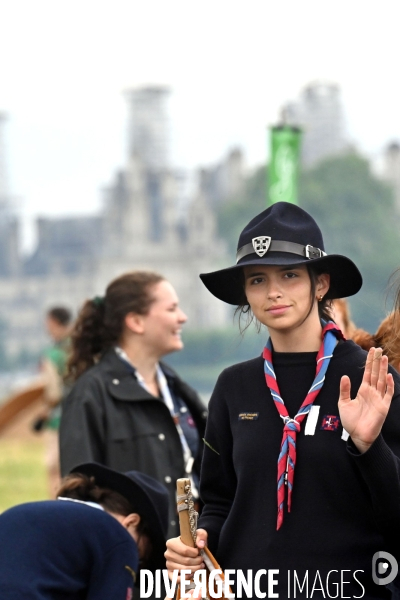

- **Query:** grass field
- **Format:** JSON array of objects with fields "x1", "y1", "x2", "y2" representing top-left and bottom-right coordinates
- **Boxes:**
[{"x1": 0, "y1": 438, "x2": 48, "y2": 512}]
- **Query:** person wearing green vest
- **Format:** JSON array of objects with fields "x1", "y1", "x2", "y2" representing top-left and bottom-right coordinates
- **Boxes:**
[{"x1": 34, "y1": 307, "x2": 73, "y2": 496}]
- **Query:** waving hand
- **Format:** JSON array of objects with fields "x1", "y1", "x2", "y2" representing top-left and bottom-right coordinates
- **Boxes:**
[{"x1": 338, "y1": 347, "x2": 394, "y2": 453}]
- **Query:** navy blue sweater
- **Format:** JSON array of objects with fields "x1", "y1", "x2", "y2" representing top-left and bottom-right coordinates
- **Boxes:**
[
  {"x1": 0, "y1": 500, "x2": 138, "y2": 599},
  {"x1": 199, "y1": 341, "x2": 400, "y2": 599}
]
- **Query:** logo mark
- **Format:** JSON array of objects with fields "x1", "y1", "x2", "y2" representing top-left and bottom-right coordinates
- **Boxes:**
[
  {"x1": 372, "y1": 551, "x2": 398, "y2": 585},
  {"x1": 252, "y1": 236, "x2": 271, "y2": 257},
  {"x1": 320, "y1": 414, "x2": 340, "y2": 431}
]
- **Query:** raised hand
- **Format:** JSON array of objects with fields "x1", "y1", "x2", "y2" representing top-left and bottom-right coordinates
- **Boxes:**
[{"x1": 338, "y1": 347, "x2": 394, "y2": 453}]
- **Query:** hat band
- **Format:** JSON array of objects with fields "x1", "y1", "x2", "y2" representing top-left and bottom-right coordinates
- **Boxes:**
[{"x1": 236, "y1": 239, "x2": 327, "y2": 264}]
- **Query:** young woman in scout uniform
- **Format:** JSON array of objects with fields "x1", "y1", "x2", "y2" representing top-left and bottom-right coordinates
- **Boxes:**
[{"x1": 165, "y1": 202, "x2": 400, "y2": 599}]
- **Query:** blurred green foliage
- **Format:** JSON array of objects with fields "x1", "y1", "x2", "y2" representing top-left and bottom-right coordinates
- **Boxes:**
[{"x1": 299, "y1": 153, "x2": 399, "y2": 330}]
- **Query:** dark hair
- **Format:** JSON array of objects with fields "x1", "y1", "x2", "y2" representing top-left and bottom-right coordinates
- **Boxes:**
[
  {"x1": 58, "y1": 473, "x2": 135, "y2": 515},
  {"x1": 47, "y1": 307, "x2": 72, "y2": 326},
  {"x1": 66, "y1": 271, "x2": 165, "y2": 381},
  {"x1": 57, "y1": 473, "x2": 149, "y2": 540},
  {"x1": 307, "y1": 265, "x2": 333, "y2": 323},
  {"x1": 234, "y1": 264, "x2": 332, "y2": 334}
]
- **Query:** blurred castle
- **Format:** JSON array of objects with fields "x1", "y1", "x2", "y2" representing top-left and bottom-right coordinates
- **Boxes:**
[
  {"x1": 0, "y1": 89, "x2": 245, "y2": 361},
  {"x1": 282, "y1": 81, "x2": 349, "y2": 168},
  {"x1": 380, "y1": 141, "x2": 400, "y2": 213}
]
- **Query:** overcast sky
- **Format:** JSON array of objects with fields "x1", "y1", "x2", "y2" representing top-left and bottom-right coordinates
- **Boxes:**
[{"x1": 1, "y1": 0, "x2": 399, "y2": 248}]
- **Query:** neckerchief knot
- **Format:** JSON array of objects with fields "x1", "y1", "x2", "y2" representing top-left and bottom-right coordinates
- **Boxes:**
[
  {"x1": 263, "y1": 321, "x2": 343, "y2": 530},
  {"x1": 282, "y1": 416, "x2": 301, "y2": 433}
]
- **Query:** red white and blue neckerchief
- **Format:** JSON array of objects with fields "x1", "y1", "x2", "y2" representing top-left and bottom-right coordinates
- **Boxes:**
[{"x1": 262, "y1": 321, "x2": 343, "y2": 530}]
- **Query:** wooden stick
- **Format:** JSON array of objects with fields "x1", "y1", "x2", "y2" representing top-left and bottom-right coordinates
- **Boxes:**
[{"x1": 176, "y1": 478, "x2": 196, "y2": 547}]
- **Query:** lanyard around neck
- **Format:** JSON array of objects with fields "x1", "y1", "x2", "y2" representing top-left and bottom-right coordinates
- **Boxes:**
[{"x1": 114, "y1": 347, "x2": 194, "y2": 474}]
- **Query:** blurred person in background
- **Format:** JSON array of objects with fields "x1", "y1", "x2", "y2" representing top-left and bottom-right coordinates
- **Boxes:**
[
  {"x1": 329, "y1": 299, "x2": 398, "y2": 367},
  {"x1": 352, "y1": 314, "x2": 400, "y2": 372},
  {"x1": 0, "y1": 461, "x2": 168, "y2": 599},
  {"x1": 59, "y1": 271, "x2": 207, "y2": 537},
  {"x1": 349, "y1": 271, "x2": 400, "y2": 372},
  {"x1": 33, "y1": 306, "x2": 72, "y2": 496}
]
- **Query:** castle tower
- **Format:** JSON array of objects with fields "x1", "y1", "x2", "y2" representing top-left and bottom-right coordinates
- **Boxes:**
[
  {"x1": 124, "y1": 85, "x2": 170, "y2": 171},
  {"x1": 283, "y1": 81, "x2": 348, "y2": 168},
  {"x1": 123, "y1": 86, "x2": 172, "y2": 244}
]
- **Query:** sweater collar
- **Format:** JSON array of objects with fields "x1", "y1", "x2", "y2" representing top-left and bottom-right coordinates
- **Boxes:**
[{"x1": 57, "y1": 497, "x2": 104, "y2": 511}]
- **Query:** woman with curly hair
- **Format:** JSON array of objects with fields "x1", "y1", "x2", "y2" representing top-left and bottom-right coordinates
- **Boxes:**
[{"x1": 59, "y1": 271, "x2": 207, "y2": 537}]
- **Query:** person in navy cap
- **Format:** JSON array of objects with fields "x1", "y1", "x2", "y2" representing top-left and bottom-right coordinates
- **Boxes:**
[
  {"x1": 165, "y1": 202, "x2": 400, "y2": 599},
  {"x1": 0, "y1": 462, "x2": 168, "y2": 599}
]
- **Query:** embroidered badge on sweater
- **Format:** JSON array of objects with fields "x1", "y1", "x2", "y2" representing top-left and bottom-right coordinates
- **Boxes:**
[
  {"x1": 320, "y1": 415, "x2": 340, "y2": 431},
  {"x1": 238, "y1": 412, "x2": 259, "y2": 421}
]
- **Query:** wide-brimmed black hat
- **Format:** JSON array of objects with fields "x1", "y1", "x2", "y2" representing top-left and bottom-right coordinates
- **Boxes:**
[
  {"x1": 200, "y1": 201, "x2": 362, "y2": 304},
  {"x1": 70, "y1": 463, "x2": 169, "y2": 565}
]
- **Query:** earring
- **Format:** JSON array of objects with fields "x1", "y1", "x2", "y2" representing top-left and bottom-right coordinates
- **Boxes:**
[{"x1": 318, "y1": 295, "x2": 323, "y2": 302}]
